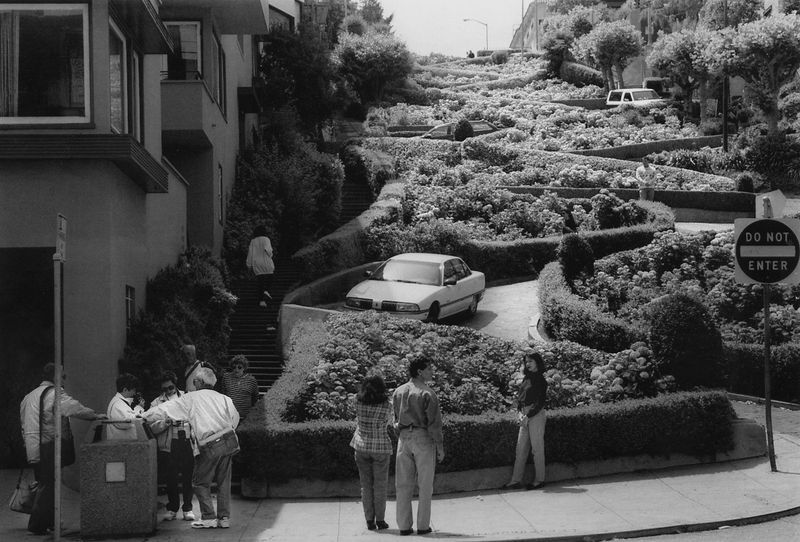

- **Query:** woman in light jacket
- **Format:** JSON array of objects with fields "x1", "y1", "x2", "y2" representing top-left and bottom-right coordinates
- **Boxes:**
[
  {"x1": 505, "y1": 348, "x2": 548, "y2": 490},
  {"x1": 350, "y1": 370, "x2": 393, "y2": 531},
  {"x1": 246, "y1": 224, "x2": 275, "y2": 308}
]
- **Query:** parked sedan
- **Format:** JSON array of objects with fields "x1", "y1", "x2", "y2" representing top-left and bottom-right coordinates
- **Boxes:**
[
  {"x1": 605, "y1": 88, "x2": 667, "y2": 107},
  {"x1": 345, "y1": 253, "x2": 485, "y2": 323}
]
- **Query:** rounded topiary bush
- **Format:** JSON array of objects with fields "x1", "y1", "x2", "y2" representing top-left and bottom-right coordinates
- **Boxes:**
[
  {"x1": 647, "y1": 293, "x2": 723, "y2": 390},
  {"x1": 490, "y1": 50, "x2": 509, "y2": 65},
  {"x1": 453, "y1": 118, "x2": 475, "y2": 142},
  {"x1": 733, "y1": 171, "x2": 757, "y2": 193},
  {"x1": 557, "y1": 233, "x2": 594, "y2": 285}
]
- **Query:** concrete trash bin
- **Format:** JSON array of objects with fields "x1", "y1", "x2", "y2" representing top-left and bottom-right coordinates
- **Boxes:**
[{"x1": 80, "y1": 419, "x2": 157, "y2": 537}]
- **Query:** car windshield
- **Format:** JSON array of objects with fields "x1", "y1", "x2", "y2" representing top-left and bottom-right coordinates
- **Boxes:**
[
  {"x1": 371, "y1": 260, "x2": 441, "y2": 286},
  {"x1": 608, "y1": 91, "x2": 622, "y2": 101},
  {"x1": 632, "y1": 90, "x2": 660, "y2": 101}
]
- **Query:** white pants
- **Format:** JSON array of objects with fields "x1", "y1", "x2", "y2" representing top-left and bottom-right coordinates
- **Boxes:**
[{"x1": 510, "y1": 410, "x2": 546, "y2": 484}]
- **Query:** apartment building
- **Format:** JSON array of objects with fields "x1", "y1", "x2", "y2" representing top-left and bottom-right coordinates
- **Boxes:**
[{"x1": 0, "y1": 0, "x2": 295, "y2": 468}]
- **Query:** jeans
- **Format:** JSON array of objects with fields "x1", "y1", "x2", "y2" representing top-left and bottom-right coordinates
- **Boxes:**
[
  {"x1": 160, "y1": 439, "x2": 195, "y2": 512},
  {"x1": 510, "y1": 410, "x2": 546, "y2": 485},
  {"x1": 256, "y1": 274, "x2": 273, "y2": 304},
  {"x1": 192, "y1": 449, "x2": 233, "y2": 520},
  {"x1": 639, "y1": 187, "x2": 655, "y2": 201},
  {"x1": 354, "y1": 451, "x2": 390, "y2": 522},
  {"x1": 395, "y1": 428, "x2": 436, "y2": 531}
]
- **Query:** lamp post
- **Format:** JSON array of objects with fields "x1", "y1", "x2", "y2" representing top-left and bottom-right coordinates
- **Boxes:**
[{"x1": 463, "y1": 18, "x2": 489, "y2": 51}]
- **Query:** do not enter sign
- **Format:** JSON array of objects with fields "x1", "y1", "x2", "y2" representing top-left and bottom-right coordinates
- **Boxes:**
[{"x1": 735, "y1": 218, "x2": 800, "y2": 284}]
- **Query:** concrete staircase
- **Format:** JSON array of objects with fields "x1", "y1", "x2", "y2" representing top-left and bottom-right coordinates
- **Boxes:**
[
  {"x1": 227, "y1": 258, "x2": 298, "y2": 392},
  {"x1": 339, "y1": 175, "x2": 373, "y2": 224}
]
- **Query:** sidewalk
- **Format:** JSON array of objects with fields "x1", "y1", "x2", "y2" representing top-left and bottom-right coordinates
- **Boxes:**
[{"x1": 2, "y1": 407, "x2": 799, "y2": 542}]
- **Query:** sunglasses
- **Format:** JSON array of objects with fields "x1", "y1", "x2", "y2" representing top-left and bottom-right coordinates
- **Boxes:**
[{"x1": 161, "y1": 384, "x2": 176, "y2": 392}]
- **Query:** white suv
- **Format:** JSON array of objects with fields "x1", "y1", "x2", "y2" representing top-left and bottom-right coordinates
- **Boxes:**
[{"x1": 606, "y1": 88, "x2": 666, "y2": 107}]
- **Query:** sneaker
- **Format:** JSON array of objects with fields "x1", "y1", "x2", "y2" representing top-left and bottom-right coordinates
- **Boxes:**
[
  {"x1": 217, "y1": 517, "x2": 230, "y2": 529},
  {"x1": 164, "y1": 511, "x2": 177, "y2": 521},
  {"x1": 182, "y1": 511, "x2": 195, "y2": 521},
  {"x1": 191, "y1": 519, "x2": 217, "y2": 529},
  {"x1": 266, "y1": 325, "x2": 276, "y2": 331},
  {"x1": 263, "y1": 290, "x2": 272, "y2": 300},
  {"x1": 259, "y1": 301, "x2": 267, "y2": 307}
]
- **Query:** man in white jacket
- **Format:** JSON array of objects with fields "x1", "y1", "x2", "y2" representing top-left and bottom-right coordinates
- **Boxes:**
[
  {"x1": 143, "y1": 367, "x2": 239, "y2": 529},
  {"x1": 20, "y1": 363, "x2": 105, "y2": 535}
]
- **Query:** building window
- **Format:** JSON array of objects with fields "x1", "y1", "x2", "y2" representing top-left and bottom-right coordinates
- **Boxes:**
[
  {"x1": 0, "y1": 4, "x2": 90, "y2": 125},
  {"x1": 131, "y1": 50, "x2": 142, "y2": 141},
  {"x1": 210, "y1": 32, "x2": 225, "y2": 108},
  {"x1": 161, "y1": 21, "x2": 201, "y2": 80},
  {"x1": 109, "y1": 20, "x2": 127, "y2": 134},
  {"x1": 217, "y1": 164, "x2": 224, "y2": 225},
  {"x1": 125, "y1": 285, "x2": 135, "y2": 332}
]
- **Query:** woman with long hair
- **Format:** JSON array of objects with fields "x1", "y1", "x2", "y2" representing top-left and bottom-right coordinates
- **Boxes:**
[
  {"x1": 350, "y1": 369, "x2": 393, "y2": 531},
  {"x1": 505, "y1": 347, "x2": 548, "y2": 490},
  {"x1": 245, "y1": 224, "x2": 275, "y2": 310}
]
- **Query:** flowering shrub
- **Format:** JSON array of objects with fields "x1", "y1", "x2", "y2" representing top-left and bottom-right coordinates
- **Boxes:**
[
  {"x1": 297, "y1": 312, "x2": 677, "y2": 421},
  {"x1": 572, "y1": 229, "x2": 800, "y2": 350}
]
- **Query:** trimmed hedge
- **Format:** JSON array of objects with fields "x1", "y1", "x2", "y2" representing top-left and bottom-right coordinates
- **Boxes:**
[
  {"x1": 501, "y1": 186, "x2": 755, "y2": 213},
  {"x1": 722, "y1": 342, "x2": 800, "y2": 404},
  {"x1": 559, "y1": 60, "x2": 604, "y2": 87},
  {"x1": 539, "y1": 262, "x2": 644, "y2": 352},
  {"x1": 569, "y1": 136, "x2": 725, "y2": 161},
  {"x1": 339, "y1": 144, "x2": 396, "y2": 198}
]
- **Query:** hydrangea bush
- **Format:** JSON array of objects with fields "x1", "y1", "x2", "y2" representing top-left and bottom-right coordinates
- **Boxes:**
[
  {"x1": 297, "y1": 312, "x2": 676, "y2": 421},
  {"x1": 573, "y1": 230, "x2": 800, "y2": 346}
]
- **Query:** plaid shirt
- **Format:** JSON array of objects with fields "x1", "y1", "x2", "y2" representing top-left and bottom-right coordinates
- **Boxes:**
[{"x1": 350, "y1": 400, "x2": 393, "y2": 455}]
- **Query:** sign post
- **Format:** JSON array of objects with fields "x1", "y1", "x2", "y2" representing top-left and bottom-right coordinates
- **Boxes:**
[
  {"x1": 54, "y1": 214, "x2": 66, "y2": 542},
  {"x1": 734, "y1": 207, "x2": 800, "y2": 473}
]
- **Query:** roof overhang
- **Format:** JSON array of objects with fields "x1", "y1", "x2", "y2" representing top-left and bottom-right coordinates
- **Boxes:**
[
  {"x1": 0, "y1": 134, "x2": 168, "y2": 193},
  {"x1": 161, "y1": 0, "x2": 269, "y2": 34}
]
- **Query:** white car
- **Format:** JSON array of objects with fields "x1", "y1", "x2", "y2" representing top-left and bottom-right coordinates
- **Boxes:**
[
  {"x1": 345, "y1": 253, "x2": 486, "y2": 323},
  {"x1": 606, "y1": 88, "x2": 667, "y2": 107}
]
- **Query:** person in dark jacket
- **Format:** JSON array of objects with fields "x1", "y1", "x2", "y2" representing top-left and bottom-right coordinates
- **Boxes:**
[{"x1": 504, "y1": 348, "x2": 548, "y2": 490}]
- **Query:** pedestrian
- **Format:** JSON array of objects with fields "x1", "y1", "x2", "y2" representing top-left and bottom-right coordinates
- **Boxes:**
[
  {"x1": 143, "y1": 367, "x2": 240, "y2": 529},
  {"x1": 393, "y1": 355, "x2": 444, "y2": 536},
  {"x1": 351, "y1": 369, "x2": 393, "y2": 531},
  {"x1": 245, "y1": 224, "x2": 275, "y2": 309},
  {"x1": 106, "y1": 373, "x2": 144, "y2": 440},
  {"x1": 635, "y1": 156, "x2": 658, "y2": 201},
  {"x1": 504, "y1": 347, "x2": 548, "y2": 490},
  {"x1": 20, "y1": 363, "x2": 106, "y2": 535},
  {"x1": 220, "y1": 355, "x2": 259, "y2": 422},
  {"x1": 148, "y1": 371, "x2": 195, "y2": 522}
]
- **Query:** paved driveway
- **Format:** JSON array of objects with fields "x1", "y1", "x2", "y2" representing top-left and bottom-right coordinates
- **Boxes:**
[{"x1": 457, "y1": 280, "x2": 540, "y2": 342}]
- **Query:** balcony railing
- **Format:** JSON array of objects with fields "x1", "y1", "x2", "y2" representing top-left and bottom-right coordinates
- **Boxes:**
[{"x1": 160, "y1": 70, "x2": 203, "y2": 82}]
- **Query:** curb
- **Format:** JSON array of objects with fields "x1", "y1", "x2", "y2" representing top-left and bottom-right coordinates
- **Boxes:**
[
  {"x1": 727, "y1": 393, "x2": 800, "y2": 411},
  {"x1": 496, "y1": 504, "x2": 800, "y2": 542}
]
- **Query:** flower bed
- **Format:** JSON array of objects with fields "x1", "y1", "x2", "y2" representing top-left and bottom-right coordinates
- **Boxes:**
[
  {"x1": 538, "y1": 231, "x2": 800, "y2": 402},
  {"x1": 237, "y1": 318, "x2": 736, "y2": 484}
]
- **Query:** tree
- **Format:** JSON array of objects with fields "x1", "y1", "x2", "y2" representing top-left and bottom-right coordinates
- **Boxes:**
[
  {"x1": 647, "y1": 27, "x2": 722, "y2": 121},
  {"x1": 726, "y1": 12, "x2": 800, "y2": 134},
  {"x1": 258, "y1": 26, "x2": 337, "y2": 135},
  {"x1": 544, "y1": 0, "x2": 604, "y2": 14},
  {"x1": 699, "y1": 0, "x2": 764, "y2": 30},
  {"x1": 573, "y1": 20, "x2": 642, "y2": 90},
  {"x1": 341, "y1": 13, "x2": 368, "y2": 35},
  {"x1": 360, "y1": 0, "x2": 393, "y2": 28},
  {"x1": 332, "y1": 30, "x2": 413, "y2": 103}
]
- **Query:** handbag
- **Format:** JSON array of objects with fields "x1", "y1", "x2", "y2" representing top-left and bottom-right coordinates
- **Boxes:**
[
  {"x1": 199, "y1": 399, "x2": 240, "y2": 459},
  {"x1": 42, "y1": 386, "x2": 76, "y2": 467},
  {"x1": 8, "y1": 469, "x2": 38, "y2": 514}
]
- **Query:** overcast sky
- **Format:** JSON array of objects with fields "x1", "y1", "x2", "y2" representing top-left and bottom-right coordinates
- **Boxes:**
[{"x1": 378, "y1": 0, "x2": 530, "y2": 57}]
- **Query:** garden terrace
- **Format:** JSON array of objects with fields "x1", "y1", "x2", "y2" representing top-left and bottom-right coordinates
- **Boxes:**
[
  {"x1": 237, "y1": 317, "x2": 738, "y2": 491},
  {"x1": 538, "y1": 231, "x2": 800, "y2": 403}
]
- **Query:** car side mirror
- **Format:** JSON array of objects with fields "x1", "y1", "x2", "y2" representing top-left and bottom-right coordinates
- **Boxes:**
[{"x1": 444, "y1": 276, "x2": 457, "y2": 286}]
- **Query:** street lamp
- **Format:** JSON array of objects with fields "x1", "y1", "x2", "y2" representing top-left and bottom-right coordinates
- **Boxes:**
[{"x1": 463, "y1": 18, "x2": 489, "y2": 51}]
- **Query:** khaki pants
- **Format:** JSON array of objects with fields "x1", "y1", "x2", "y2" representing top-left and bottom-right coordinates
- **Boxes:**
[
  {"x1": 510, "y1": 410, "x2": 547, "y2": 485},
  {"x1": 192, "y1": 449, "x2": 232, "y2": 520},
  {"x1": 395, "y1": 428, "x2": 436, "y2": 531}
]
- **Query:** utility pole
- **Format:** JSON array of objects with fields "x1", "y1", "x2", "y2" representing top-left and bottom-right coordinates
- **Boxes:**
[{"x1": 722, "y1": 0, "x2": 730, "y2": 152}]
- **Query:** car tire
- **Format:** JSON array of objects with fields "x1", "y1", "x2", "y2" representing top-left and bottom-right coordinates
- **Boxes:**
[
  {"x1": 465, "y1": 295, "x2": 479, "y2": 317},
  {"x1": 426, "y1": 303, "x2": 440, "y2": 324}
]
